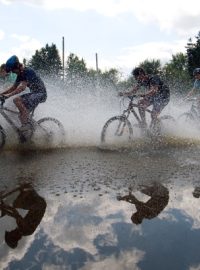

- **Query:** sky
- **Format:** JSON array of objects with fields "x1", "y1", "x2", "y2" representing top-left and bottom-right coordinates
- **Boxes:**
[{"x1": 0, "y1": 0, "x2": 200, "y2": 76}]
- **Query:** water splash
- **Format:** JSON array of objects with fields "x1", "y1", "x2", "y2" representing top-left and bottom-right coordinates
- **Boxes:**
[{"x1": 1, "y1": 82, "x2": 200, "y2": 151}]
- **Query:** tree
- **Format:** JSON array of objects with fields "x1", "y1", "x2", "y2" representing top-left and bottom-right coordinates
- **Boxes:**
[
  {"x1": 65, "y1": 53, "x2": 87, "y2": 78},
  {"x1": 137, "y1": 59, "x2": 162, "y2": 75},
  {"x1": 163, "y1": 53, "x2": 190, "y2": 94},
  {"x1": 186, "y1": 32, "x2": 200, "y2": 76},
  {"x1": 163, "y1": 53, "x2": 188, "y2": 79},
  {"x1": 99, "y1": 68, "x2": 121, "y2": 88},
  {"x1": 29, "y1": 43, "x2": 62, "y2": 78}
]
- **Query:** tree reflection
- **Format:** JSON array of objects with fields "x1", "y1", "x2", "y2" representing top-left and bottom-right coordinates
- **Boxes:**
[
  {"x1": 0, "y1": 182, "x2": 46, "y2": 249},
  {"x1": 117, "y1": 182, "x2": 169, "y2": 225}
]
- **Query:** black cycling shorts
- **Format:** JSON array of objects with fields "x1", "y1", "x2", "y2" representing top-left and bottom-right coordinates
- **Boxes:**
[
  {"x1": 145, "y1": 95, "x2": 169, "y2": 114},
  {"x1": 20, "y1": 92, "x2": 47, "y2": 112}
]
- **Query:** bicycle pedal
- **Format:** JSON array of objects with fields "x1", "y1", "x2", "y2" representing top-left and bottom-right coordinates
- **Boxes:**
[
  {"x1": 19, "y1": 134, "x2": 28, "y2": 143},
  {"x1": 20, "y1": 123, "x2": 33, "y2": 132}
]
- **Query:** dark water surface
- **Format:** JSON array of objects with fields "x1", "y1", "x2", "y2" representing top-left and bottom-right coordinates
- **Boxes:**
[{"x1": 0, "y1": 143, "x2": 200, "y2": 270}]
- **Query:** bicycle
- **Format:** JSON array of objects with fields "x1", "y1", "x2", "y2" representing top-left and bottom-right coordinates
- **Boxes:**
[
  {"x1": 100, "y1": 95, "x2": 175, "y2": 145},
  {"x1": 0, "y1": 96, "x2": 65, "y2": 150},
  {"x1": 178, "y1": 98, "x2": 200, "y2": 126}
]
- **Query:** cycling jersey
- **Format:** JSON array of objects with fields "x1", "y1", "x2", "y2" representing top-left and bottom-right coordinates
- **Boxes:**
[
  {"x1": 137, "y1": 75, "x2": 170, "y2": 114},
  {"x1": 139, "y1": 75, "x2": 170, "y2": 100},
  {"x1": 193, "y1": 79, "x2": 200, "y2": 92},
  {"x1": 14, "y1": 67, "x2": 47, "y2": 111},
  {"x1": 14, "y1": 67, "x2": 47, "y2": 95}
]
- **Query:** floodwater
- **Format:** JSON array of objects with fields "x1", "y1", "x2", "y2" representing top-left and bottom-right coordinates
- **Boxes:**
[
  {"x1": 1, "y1": 90, "x2": 200, "y2": 269},
  {"x1": 1, "y1": 141, "x2": 200, "y2": 270}
]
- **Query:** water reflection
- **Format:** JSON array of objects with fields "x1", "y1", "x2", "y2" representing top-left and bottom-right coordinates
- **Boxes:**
[
  {"x1": 1, "y1": 146, "x2": 200, "y2": 269},
  {"x1": 117, "y1": 182, "x2": 169, "y2": 224},
  {"x1": 192, "y1": 187, "x2": 200, "y2": 198},
  {"x1": 0, "y1": 181, "x2": 46, "y2": 249}
]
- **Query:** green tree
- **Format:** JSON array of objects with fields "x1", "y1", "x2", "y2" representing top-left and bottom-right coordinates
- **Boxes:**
[
  {"x1": 163, "y1": 53, "x2": 188, "y2": 79},
  {"x1": 137, "y1": 59, "x2": 162, "y2": 75},
  {"x1": 29, "y1": 43, "x2": 62, "y2": 78},
  {"x1": 65, "y1": 53, "x2": 87, "y2": 78},
  {"x1": 186, "y1": 32, "x2": 200, "y2": 76},
  {"x1": 64, "y1": 53, "x2": 88, "y2": 91},
  {"x1": 99, "y1": 68, "x2": 121, "y2": 88},
  {"x1": 163, "y1": 53, "x2": 191, "y2": 94}
]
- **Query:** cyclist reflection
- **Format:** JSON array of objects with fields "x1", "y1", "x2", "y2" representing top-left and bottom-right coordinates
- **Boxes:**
[
  {"x1": 0, "y1": 183, "x2": 46, "y2": 249},
  {"x1": 193, "y1": 187, "x2": 200, "y2": 198},
  {"x1": 117, "y1": 182, "x2": 169, "y2": 225}
]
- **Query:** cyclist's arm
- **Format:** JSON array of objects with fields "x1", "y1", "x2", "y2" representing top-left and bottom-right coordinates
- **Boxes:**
[
  {"x1": 186, "y1": 88, "x2": 195, "y2": 97},
  {"x1": 143, "y1": 85, "x2": 159, "y2": 97},
  {"x1": 119, "y1": 85, "x2": 140, "y2": 96},
  {"x1": 3, "y1": 81, "x2": 27, "y2": 98},
  {"x1": 1, "y1": 84, "x2": 17, "y2": 95}
]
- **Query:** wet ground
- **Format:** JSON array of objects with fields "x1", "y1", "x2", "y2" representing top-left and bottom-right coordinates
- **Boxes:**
[{"x1": 1, "y1": 140, "x2": 200, "y2": 270}]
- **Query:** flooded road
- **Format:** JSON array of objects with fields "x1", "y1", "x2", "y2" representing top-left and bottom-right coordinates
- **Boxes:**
[{"x1": 0, "y1": 142, "x2": 200, "y2": 270}]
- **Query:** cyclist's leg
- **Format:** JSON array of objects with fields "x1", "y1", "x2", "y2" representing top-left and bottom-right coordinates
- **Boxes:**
[
  {"x1": 138, "y1": 97, "x2": 152, "y2": 127},
  {"x1": 19, "y1": 93, "x2": 46, "y2": 126},
  {"x1": 196, "y1": 97, "x2": 200, "y2": 116},
  {"x1": 151, "y1": 97, "x2": 169, "y2": 123},
  {"x1": 13, "y1": 96, "x2": 30, "y2": 126}
]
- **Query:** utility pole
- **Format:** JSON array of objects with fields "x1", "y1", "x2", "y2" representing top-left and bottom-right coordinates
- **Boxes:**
[
  {"x1": 95, "y1": 53, "x2": 100, "y2": 91},
  {"x1": 95, "y1": 53, "x2": 99, "y2": 72},
  {"x1": 62, "y1": 36, "x2": 65, "y2": 80}
]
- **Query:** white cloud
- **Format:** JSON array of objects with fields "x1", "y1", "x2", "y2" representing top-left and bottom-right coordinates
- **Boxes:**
[
  {"x1": 0, "y1": 29, "x2": 5, "y2": 40},
  {"x1": 11, "y1": 33, "x2": 30, "y2": 43},
  {"x1": 87, "y1": 39, "x2": 187, "y2": 76},
  {"x1": 120, "y1": 40, "x2": 187, "y2": 66},
  {"x1": 0, "y1": 0, "x2": 199, "y2": 75},
  {"x1": 0, "y1": 36, "x2": 42, "y2": 63},
  {"x1": 80, "y1": 249, "x2": 145, "y2": 270},
  {"x1": 1, "y1": 0, "x2": 200, "y2": 37}
]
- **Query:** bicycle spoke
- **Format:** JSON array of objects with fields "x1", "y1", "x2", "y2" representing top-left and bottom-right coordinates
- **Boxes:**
[
  {"x1": 101, "y1": 116, "x2": 133, "y2": 145},
  {"x1": 31, "y1": 117, "x2": 65, "y2": 148},
  {"x1": 0, "y1": 126, "x2": 6, "y2": 150}
]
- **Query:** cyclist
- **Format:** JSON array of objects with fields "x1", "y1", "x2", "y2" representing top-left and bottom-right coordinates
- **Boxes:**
[
  {"x1": 0, "y1": 55, "x2": 47, "y2": 133},
  {"x1": 0, "y1": 64, "x2": 7, "y2": 77},
  {"x1": 1, "y1": 183, "x2": 46, "y2": 249},
  {"x1": 117, "y1": 182, "x2": 169, "y2": 225},
  {"x1": 185, "y1": 68, "x2": 200, "y2": 114},
  {"x1": 119, "y1": 67, "x2": 170, "y2": 128}
]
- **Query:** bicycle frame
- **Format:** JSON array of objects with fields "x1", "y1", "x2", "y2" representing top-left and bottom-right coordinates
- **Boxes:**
[
  {"x1": 0, "y1": 101, "x2": 35, "y2": 134},
  {"x1": 190, "y1": 103, "x2": 199, "y2": 118},
  {"x1": 0, "y1": 102, "x2": 21, "y2": 133},
  {"x1": 121, "y1": 97, "x2": 153, "y2": 126}
]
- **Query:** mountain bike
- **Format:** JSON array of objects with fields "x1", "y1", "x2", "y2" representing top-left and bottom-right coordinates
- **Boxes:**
[
  {"x1": 178, "y1": 98, "x2": 200, "y2": 126},
  {"x1": 101, "y1": 95, "x2": 175, "y2": 145},
  {"x1": 0, "y1": 96, "x2": 65, "y2": 150}
]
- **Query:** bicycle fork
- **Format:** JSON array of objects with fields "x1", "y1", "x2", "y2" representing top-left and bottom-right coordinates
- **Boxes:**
[{"x1": 115, "y1": 111, "x2": 131, "y2": 136}]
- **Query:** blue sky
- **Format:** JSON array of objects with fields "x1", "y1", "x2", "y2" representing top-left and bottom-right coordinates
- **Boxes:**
[{"x1": 0, "y1": 0, "x2": 200, "y2": 76}]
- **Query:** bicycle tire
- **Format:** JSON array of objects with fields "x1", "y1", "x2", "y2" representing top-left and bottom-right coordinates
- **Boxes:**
[
  {"x1": 101, "y1": 116, "x2": 133, "y2": 144},
  {"x1": 178, "y1": 112, "x2": 195, "y2": 125},
  {"x1": 31, "y1": 117, "x2": 65, "y2": 147},
  {"x1": 157, "y1": 114, "x2": 176, "y2": 135},
  {"x1": 0, "y1": 125, "x2": 6, "y2": 150}
]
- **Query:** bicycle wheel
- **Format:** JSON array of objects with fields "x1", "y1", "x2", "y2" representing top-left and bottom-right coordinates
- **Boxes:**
[
  {"x1": 0, "y1": 125, "x2": 6, "y2": 150},
  {"x1": 31, "y1": 117, "x2": 65, "y2": 147},
  {"x1": 159, "y1": 115, "x2": 176, "y2": 134},
  {"x1": 101, "y1": 116, "x2": 133, "y2": 145},
  {"x1": 178, "y1": 112, "x2": 196, "y2": 126}
]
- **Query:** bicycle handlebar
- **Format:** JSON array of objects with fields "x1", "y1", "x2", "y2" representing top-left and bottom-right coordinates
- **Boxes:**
[
  {"x1": 127, "y1": 94, "x2": 145, "y2": 101},
  {"x1": 0, "y1": 96, "x2": 6, "y2": 107},
  {"x1": 186, "y1": 97, "x2": 197, "y2": 102}
]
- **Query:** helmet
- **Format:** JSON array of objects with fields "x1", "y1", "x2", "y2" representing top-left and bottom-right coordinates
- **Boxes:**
[
  {"x1": 5, "y1": 55, "x2": 19, "y2": 72},
  {"x1": 132, "y1": 67, "x2": 145, "y2": 77},
  {"x1": 193, "y1": 68, "x2": 200, "y2": 76}
]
